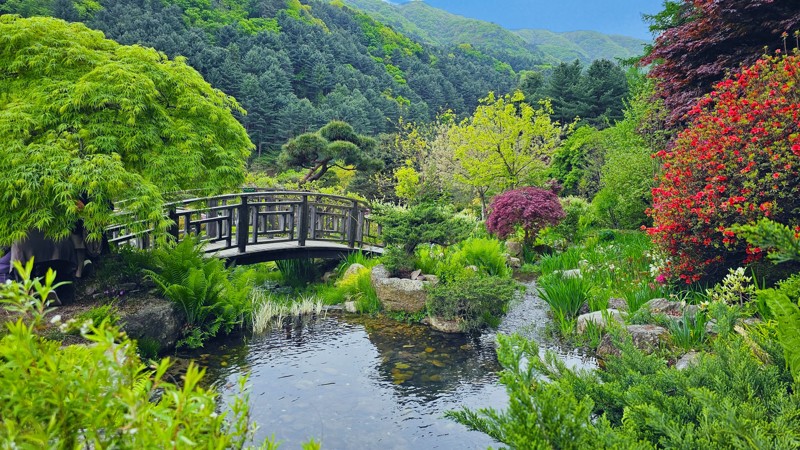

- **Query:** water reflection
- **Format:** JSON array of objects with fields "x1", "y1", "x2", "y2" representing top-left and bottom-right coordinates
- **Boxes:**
[{"x1": 183, "y1": 281, "x2": 596, "y2": 449}]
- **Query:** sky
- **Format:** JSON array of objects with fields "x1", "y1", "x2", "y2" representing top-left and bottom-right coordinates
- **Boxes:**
[{"x1": 397, "y1": 0, "x2": 665, "y2": 40}]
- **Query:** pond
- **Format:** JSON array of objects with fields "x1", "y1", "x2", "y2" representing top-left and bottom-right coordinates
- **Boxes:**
[{"x1": 184, "y1": 282, "x2": 596, "y2": 449}]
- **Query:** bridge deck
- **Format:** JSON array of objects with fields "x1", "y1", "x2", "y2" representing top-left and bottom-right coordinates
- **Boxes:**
[{"x1": 207, "y1": 239, "x2": 383, "y2": 264}]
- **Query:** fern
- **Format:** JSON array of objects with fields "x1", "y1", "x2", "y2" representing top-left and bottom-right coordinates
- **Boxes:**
[{"x1": 765, "y1": 289, "x2": 800, "y2": 383}]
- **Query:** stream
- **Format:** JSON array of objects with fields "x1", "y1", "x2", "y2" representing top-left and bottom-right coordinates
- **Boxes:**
[{"x1": 184, "y1": 280, "x2": 596, "y2": 449}]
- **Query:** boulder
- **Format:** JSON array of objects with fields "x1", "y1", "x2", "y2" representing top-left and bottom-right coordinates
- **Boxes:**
[
  {"x1": 576, "y1": 309, "x2": 626, "y2": 334},
  {"x1": 322, "y1": 271, "x2": 336, "y2": 284},
  {"x1": 597, "y1": 324, "x2": 669, "y2": 358},
  {"x1": 344, "y1": 301, "x2": 358, "y2": 313},
  {"x1": 642, "y1": 298, "x2": 698, "y2": 318},
  {"x1": 370, "y1": 264, "x2": 391, "y2": 283},
  {"x1": 507, "y1": 257, "x2": 522, "y2": 268},
  {"x1": 428, "y1": 316, "x2": 462, "y2": 333},
  {"x1": 420, "y1": 274, "x2": 439, "y2": 285},
  {"x1": 343, "y1": 263, "x2": 365, "y2": 279},
  {"x1": 410, "y1": 269, "x2": 422, "y2": 280},
  {"x1": 675, "y1": 351, "x2": 701, "y2": 370},
  {"x1": 370, "y1": 264, "x2": 430, "y2": 313},
  {"x1": 607, "y1": 297, "x2": 628, "y2": 311},
  {"x1": 505, "y1": 241, "x2": 523, "y2": 257},
  {"x1": 120, "y1": 297, "x2": 186, "y2": 351}
]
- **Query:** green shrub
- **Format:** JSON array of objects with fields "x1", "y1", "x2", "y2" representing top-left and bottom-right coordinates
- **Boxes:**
[
  {"x1": 145, "y1": 238, "x2": 256, "y2": 348},
  {"x1": 68, "y1": 304, "x2": 119, "y2": 336},
  {"x1": 553, "y1": 196, "x2": 592, "y2": 244},
  {"x1": 427, "y1": 276, "x2": 519, "y2": 333},
  {"x1": 0, "y1": 261, "x2": 274, "y2": 448},
  {"x1": 337, "y1": 265, "x2": 381, "y2": 314},
  {"x1": 448, "y1": 332, "x2": 800, "y2": 448},
  {"x1": 147, "y1": 237, "x2": 206, "y2": 287},
  {"x1": 450, "y1": 237, "x2": 511, "y2": 278},
  {"x1": 95, "y1": 245, "x2": 155, "y2": 284},
  {"x1": 373, "y1": 202, "x2": 474, "y2": 255},
  {"x1": 381, "y1": 245, "x2": 416, "y2": 277}
]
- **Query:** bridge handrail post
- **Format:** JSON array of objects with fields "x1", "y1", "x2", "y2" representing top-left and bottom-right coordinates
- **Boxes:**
[
  {"x1": 298, "y1": 194, "x2": 308, "y2": 247},
  {"x1": 347, "y1": 200, "x2": 359, "y2": 248},
  {"x1": 237, "y1": 195, "x2": 249, "y2": 253},
  {"x1": 167, "y1": 207, "x2": 180, "y2": 243}
]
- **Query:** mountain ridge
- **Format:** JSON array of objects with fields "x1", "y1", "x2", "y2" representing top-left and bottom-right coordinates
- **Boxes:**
[{"x1": 345, "y1": 0, "x2": 647, "y2": 67}]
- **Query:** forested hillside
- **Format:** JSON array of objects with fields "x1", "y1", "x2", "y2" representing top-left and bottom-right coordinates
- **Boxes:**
[
  {"x1": 343, "y1": 0, "x2": 545, "y2": 70},
  {"x1": 1, "y1": 0, "x2": 517, "y2": 157},
  {"x1": 343, "y1": 0, "x2": 647, "y2": 67}
]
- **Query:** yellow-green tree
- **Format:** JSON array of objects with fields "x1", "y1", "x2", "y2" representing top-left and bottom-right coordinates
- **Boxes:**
[
  {"x1": 448, "y1": 91, "x2": 562, "y2": 217},
  {"x1": 0, "y1": 16, "x2": 253, "y2": 246}
]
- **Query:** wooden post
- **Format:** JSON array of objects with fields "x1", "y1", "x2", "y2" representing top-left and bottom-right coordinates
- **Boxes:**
[
  {"x1": 298, "y1": 194, "x2": 308, "y2": 247},
  {"x1": 237, "y1": 195, "x2": 249, "y2": 253},
  {"x1": 208, "y1": 198, "x2": 218, "y2": 239},
  {"x1": 168, "y1": 208, "x2": 179, "y2": 242},
  {"x1": 348, "y1": 201, "x2": 359, "y2": 248}
]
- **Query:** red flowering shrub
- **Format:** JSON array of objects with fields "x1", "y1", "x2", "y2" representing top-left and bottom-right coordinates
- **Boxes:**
[
  {"x1": 486, "y1": 187, "x2": 565, "y2": 245},
  {"x1": 648, "y1": 52, "x2": 800, "y2": 283}
]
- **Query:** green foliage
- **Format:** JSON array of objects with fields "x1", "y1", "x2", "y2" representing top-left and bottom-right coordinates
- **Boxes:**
[
  {"x1": 145, "y1": 238, "x2": 254, "y2": 348},
  {"x1": 550, "y1": 125, "x2": 604, "y2": 197},
  {"x1": 537, "y1": 273, "x2": 591, "y2": 330},
  {"x1": 449, "y1": 332, "x2": 800, "y2": 448},
  {"x1": 374, "y1": 203, "x2": 475, "y2": 255},
  {"x1": 619, "y1": 280, "x2": 670, "y2": 313},
  {"x1": 136, "y1": 336, "x2": 162, "y2": 360},
  {"x1": 706, "y1": 267, "x2": 756, "y2": 307},
  {"x1": 766, "y1": 289, "x2": 800, "y2": 383},
  {"x1": 447, "y1": 334, "x2": 600, "y2": 448},
  {"x1": 449, "y1": 237, "x2": 511, "y2": 278},
  {"x1": 95, "y1": 245, "x2": 155, "y2": 285},
  {"x1": 426, "y1": 276, "x2": 519, "y2": 333},
  {"x1": 668, "y1": 310, "x2": 708, "y2": 350},
  {"x1": 732, "y1": 218, "x2": 800, "y2": 264},
  {"x1": 336, "y1": 264, "x2": 380, "y2": 313},
  {"x1": 414, "y1": 237, "x2": 511, "y2": 282},
  {"x1": 552, "y1": 196, "x2": 592, "y2": 244},
  {"x1": 279, "y1": 120, "x2": 383, "y2": 185},
  {"x1": 68, "y1": 304, "x2": 120, "y2": 335},
  {"x1": 380, "y1": 246, "x2": 417, "y2": 277},
  {"x1": 275, "y1": 258, "x2": 318, "y2": 288},
  {"x1": 0, "y1": 262, "x2": 273, "y2": 448},
  {"x1": 448, "y1": 91, "x2": 561, "y2": 216},
  {"x1": 0, "y1": 16, "x2": 252, "y2": 245}
]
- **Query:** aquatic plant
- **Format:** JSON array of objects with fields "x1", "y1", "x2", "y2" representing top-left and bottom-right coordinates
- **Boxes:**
[
  {"x1": 537, "y1": 273, "x2": 591, "y2": 324},
  {"x1": 250, "y1": 289, "x2": 324, "y2": 334}
]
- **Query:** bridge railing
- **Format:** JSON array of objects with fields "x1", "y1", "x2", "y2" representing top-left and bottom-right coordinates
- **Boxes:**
[{"x1": 106, "y1": 190, "x2": 382, "y2": 253}]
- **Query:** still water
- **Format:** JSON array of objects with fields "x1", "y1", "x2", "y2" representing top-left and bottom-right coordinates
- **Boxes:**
[{"x1": 186, "y1": 282, "x2": 596, "y2": 449}]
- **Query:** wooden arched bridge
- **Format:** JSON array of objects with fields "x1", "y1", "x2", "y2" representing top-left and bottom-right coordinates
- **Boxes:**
[{"x1": 106, "y1": 190, "x2": 383, "y2": 264}]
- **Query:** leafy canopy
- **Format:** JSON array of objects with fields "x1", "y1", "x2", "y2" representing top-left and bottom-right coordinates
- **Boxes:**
[
  {"x1": 279, "y1": 120, "x2": 383, "y2": 185},
  {"x1": 486, "y1": 186, "x2": 566, "y2": 245},
  {"x1": 641, "y1": 0, "x2": 800, "y2": 126},
  {"x1": 448, "y1": 91, "x2": 561, "y2": 217},
  {"x1": 0, "y1": 16, "x2": 252, "y2": 245}
]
